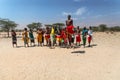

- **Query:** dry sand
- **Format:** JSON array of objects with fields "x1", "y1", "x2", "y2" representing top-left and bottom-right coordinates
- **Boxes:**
[{"x1": 0, "y1": 32, "x2": 120, "y2": 80}]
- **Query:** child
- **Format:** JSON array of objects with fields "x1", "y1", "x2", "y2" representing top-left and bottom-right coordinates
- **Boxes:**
[
  {"x1": 37, "y1": 28, "x2": 43, "y2": 46},
  {"x1": 61, "y1": 28, "x2": 68, "y2": 47},
  {"x1": 56, "y1": 29, "x2": 62, "y2": 46},
  {"x1": 82, "y1": 27, "x2": 88, "y2": 48},
  {"x1": 76, "y1": 26, "x2": 81, "y2": 46},
  {"x1": 88, "y1": 26, "x2": 93, "y2": 47},
  {"x1": 22, "y1": 28, "x2": 29, "y2": 47},
  {"x1": 29, "y1": 29, "x2": 35, "y2": 46},
  {"x1": 50, "y1": 26, "x2": 55, "y2": 49},
  {"x1": 42, "y1": 29, "x2": 45, "y2": 46},
  {"x1": 11, "y1": 30, "x2": 17, "y2": 47},
  {"x1": 45, "y1": 27, "x2": 50, "y2": 46}
]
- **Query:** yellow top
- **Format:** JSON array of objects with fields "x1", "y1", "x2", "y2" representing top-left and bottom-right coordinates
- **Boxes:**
[{"x1": 50, "y1": 27, "x2": 55, "y2": 35}]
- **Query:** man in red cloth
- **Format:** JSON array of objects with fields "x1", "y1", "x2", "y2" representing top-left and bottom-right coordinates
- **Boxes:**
[{"x1": 66, "y1": 15, "x2": 75, "y2": 47}]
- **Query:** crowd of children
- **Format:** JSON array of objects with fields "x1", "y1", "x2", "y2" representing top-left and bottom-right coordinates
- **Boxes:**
[
  {"x1": 11, "y1": 15, "x2": 93, "y2": 48},
  {"x1": 11, "y1": 26, "x2": 93, "y2": 48}
]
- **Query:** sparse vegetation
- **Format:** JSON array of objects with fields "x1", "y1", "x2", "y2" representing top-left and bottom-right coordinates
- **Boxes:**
[{"x1": 0, "y1": 18, "x2": 18, "y2": 37}]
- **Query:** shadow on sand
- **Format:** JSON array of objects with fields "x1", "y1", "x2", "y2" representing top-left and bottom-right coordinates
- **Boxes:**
[
  {"x1": 71, "y1": 51, "x2": 85, "y2": 54},
  {"x1": 85, "y1": 44, "x2": 98, "y2": 48},
  {"x1": 91, "y1": 44, "x2": 97, "y2": 47},
  {"x1": 16, "y1": 46, "x2": 25, "y2": 48},
  {"x1": 16, "y1": 45, "x2": 37, "y2": 48}
]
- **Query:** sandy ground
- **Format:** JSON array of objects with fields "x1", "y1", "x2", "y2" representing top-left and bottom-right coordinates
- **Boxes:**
[{"x1": 0, "y1": 32, "x2": 120, "y2": 80}]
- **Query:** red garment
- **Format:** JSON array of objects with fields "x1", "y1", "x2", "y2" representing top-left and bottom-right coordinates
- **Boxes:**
[
  {"x1": 76, "y1": 34, "x2": 81, "y2": 42},
  {"x1": 63, "y1": 33, "x2": 67, "y2": 39},
  {"x1": 56, "y1": 35, "x2": 61, "y2": 38},
  {"x1": 61, "y1": 30, "x2": 64, "y2": 38},
  {"x1": 61, "y1": 30, "x2": 67, "y2": 43},
  {"x1": 45, "y1": 34, "x2": 50, "y2": 39},
  {"x1": 63, "y1": 34, "x2": 67, "y2": 43},
  {"x1": 88, "y1": 35, "x2": 92, "y2": 43},
  {"x1": 66, "y1": 26, "x2": 74, "y2": 34}
]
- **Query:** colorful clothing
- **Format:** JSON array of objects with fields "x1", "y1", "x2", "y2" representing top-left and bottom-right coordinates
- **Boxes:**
[
  {"x1": 66, "y1": 25, "x2": 74, "y2": 34},
  {"x1": 88, "y1": 30, "x2": 93, "y2": 43},
  {"x1": 88, "y1": 35, "x2": 92, "y2": 43},
  {"x1": 66, "y1": 25, "x2": 74, "y2": 44},
  {"x1": 50, "y1": 27, "x2": 55, "y2": 46},
  {"x1": 22, "y1": 31, "x2": 29, "y2": 44},
  {"x1": 82, "y1": 36, "x2": 86, "y2": 46},
  {"x1": 56, "y1": 34, "x2": 61, "y2": 42},
  {"x1": 45, "y1": 34, "x2": 50, "y2": 41},
  {"x1": 76, "y1": 34, "x2": 81, "y2": 43},
  {"x1": 61, "y1": 30, "x2": 67, "y2": 43},
  {"x1": 29, "y1": 32, "x2": 34, "y2": 43},
  {"x1": 37, "y1": 33, "x2": 42, "y2": 43},
  {"x1": 82, "y1": 30, "x2": 88, "y2": 46},
  {"x1": 11, "y1": 32, "x2": 17, "y2": 44}
]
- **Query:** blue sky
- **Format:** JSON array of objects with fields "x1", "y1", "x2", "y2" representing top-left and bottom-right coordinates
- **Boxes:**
[{"x1": 0, "y1": 0, "x2": 120, "y2": 28}]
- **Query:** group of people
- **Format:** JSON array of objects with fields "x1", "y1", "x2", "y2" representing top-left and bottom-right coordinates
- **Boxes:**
[{"x1": 11, "y1": 15, "x2": 93, "y2": 48}]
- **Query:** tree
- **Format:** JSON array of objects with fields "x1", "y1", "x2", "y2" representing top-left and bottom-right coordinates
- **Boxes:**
[
  {"x1": 27, "y1": 23, "x2": 34, "y2": 30},
  {"x1": 99, "y1": 24, "x2": 108, "y2": 32},
  {"x1": 113, "y1": 26, "x2": 120, "y2": 31},
  {"x1": 37, "y1": 22, "x2": 42, "y2": 29},
  {"x1": 92, "y1": 26, "x2": 99, "y2": 32},
  {"x1": 52, "y1": 23, "x2": 65, "y2": 29},
  {"x1": 109, "y1": 26, "x2": 120, "y2": 32},
  {"x1": 0, "y1": 18, "x2": 17, "y2": 37},
  {"x1": 27, "y1": 22, "x2": 42, "y2": 30},
  {"x1": 44, "y1": 24, "x2": 52, "y2": 28}
]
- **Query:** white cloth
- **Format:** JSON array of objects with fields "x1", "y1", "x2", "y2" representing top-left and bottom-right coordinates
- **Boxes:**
[{"x1": 88, "y1": 30, "x2": 93, "y2": 36}]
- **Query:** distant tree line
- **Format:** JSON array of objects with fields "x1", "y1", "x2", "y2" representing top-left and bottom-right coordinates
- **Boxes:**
[
  {"x1": 91, "y1": 24, "x2": 120, "y2": 32},
  {"x1": 0, "y1": 18, "x2": 65, "y2": 37},
  {"x1": 0, "y1": 18, "x2": 120, "y2": 37}
]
